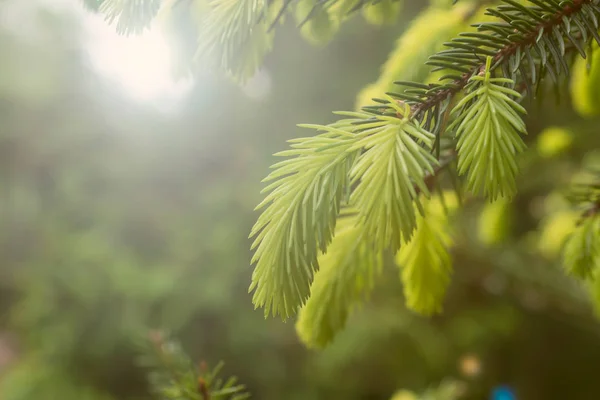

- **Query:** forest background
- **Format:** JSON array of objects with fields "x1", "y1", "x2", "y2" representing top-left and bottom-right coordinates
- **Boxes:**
[{"x1": 2, "y1": 0, "x2": 600, "y2": 399}]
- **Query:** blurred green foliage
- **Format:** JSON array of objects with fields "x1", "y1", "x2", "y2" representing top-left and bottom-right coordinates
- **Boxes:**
[{"x1": 3, "y1": 1, "x2": 600, "y2": 400}]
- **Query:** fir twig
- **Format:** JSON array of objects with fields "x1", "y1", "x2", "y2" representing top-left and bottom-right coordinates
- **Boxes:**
[
  {"x1": 136, "y1": 331, "x2": 250, "y2": 400},
  {"x1": 249, "y1": 0, "x2": 600, "y2": 322},
  {"x1": 373, "y1": 0, "x2": 600, "y2": 128},
  {"x1": 418, "y1": 0, "x2": 597, "y2": 115}
]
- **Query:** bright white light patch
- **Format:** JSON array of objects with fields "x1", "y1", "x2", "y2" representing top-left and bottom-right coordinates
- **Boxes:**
[
  {"x1": 83, "y1": 14, "x2": 193, "y2": 104},
  {"x1": 242, "y1": 68, "x2": 272, "y2": 101}
]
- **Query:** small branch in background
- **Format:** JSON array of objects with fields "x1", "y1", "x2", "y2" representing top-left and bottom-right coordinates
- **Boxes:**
[
  {"x1": 137, "y1": 331, "x2": 250, "y2": 400},
  {"x1": 198, "y1": 377, "x2": 210, "y2": 400}
]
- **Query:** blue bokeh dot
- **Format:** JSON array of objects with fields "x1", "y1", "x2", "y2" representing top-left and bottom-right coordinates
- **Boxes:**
[{"x1": 491, "y1": 385, "x2": 516, "y2": 400}]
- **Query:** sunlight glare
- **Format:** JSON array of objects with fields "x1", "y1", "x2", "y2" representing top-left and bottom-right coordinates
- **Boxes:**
[{"x1": 83, "y1": 14, "x2": 193, "y2": 105}]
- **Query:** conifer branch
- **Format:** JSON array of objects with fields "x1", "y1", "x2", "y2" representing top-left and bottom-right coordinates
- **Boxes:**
[
  {"x1": 268, "y1": 0, "x2": 403, "y2": 30},
  {"x1": 82, "y1": 0, "x2": 161, "y2": 35},
  {"x1": 81, "y1": 0, "x2": 600, "y2": 346},
  {"x1": 367, "y1": 0, "x2": 600, "y2": 130},
  {"x1": 449, "y1": 56, "x2": 528, "y2": 200},
  {"x1": 416, "y1": 0, "x2": 596, "y2": 114},
  {"x1": 194, "y1": 0, "x2": 274, "y2": 82},
  {"x1": 249, "y1": 116, "x2": 362, "y2": 320},
  {"x1": 248, "y1": 0, "x2": 600, "y2": 322},
  {"x1": 396, "y1": 194, "x2": 456, "y2": 315},
  {"x1": 561, "y1": 166, "x2": 600, "y2": 279},
  {"x1": 563, "y1": 214, "x2": 600, "y2": 278},
  {"x1": 355, "y1": 1, "x2": 478, "y2": 109},
  {"x1": 295, "y1": 210, "x2": 382, "y2": 348},
  {"x1": 136, "y1": 331, "x2": 250, "y2": 400}
]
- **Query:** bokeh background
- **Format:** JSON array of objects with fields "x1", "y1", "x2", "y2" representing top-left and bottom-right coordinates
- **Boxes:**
[{"x1": 2, "y1": 0, "x2": 600, "y2": 399}]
